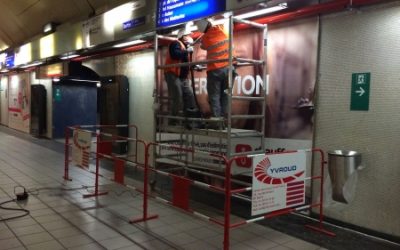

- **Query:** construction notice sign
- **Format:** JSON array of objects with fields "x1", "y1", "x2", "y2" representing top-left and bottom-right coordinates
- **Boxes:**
[
  {"x1": 72, "y1": 130, "x2": 92, "y2": 168},
  {"x1": 251, "y1": 151, "x2": 306, "y2": 216}
]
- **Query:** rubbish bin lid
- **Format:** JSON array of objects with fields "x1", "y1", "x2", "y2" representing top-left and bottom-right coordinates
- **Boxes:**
[{"x1": 328, "y1": 150, "x2": 360, "y2": 157}]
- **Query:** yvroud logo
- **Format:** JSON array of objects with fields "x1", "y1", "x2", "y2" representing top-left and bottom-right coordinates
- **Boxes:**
[{"x1": 254, "y1": 157, "x2": 304, "y2": 185}]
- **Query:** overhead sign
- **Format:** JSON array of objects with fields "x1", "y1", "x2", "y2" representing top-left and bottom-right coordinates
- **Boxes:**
[
  {"x1": 251, "y1": 151, "x2": 306, "y2": 216},
  {"x1": 156, "y1": 0, "x2": 226, "y2": 28},
  {"x1": 83, "y1": 0, "x2": 155, "y2": 46},
  {"x1": 350, "y1": 72, "x2": 370, "y2": 111},
  {"x1": 123, "y1": 16, "x2": 146, "y2": 31},
  {"x1": 0, "y1": 53, "x2": 6, "y2": 69},
  {"x1": 5, "y1": 52, "x2": 15, "y2": 68}
]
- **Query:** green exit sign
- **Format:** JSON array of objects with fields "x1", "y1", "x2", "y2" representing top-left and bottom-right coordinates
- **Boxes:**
[{"x1": 351, "y1": 73, "x2": 370, "y2": 111}]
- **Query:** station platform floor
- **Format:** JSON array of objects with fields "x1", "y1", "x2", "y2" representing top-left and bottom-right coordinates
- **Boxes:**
[{"x1": 0, "y1": 126, "x2": 398, "y2": 250}]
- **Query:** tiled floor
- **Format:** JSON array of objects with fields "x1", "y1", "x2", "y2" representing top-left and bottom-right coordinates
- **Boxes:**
[{"x1": 0, "y1": 128, "x2": 384, "y2": 250}]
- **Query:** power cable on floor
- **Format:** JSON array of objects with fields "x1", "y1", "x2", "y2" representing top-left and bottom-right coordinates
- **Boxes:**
[
  {"x1": 0, "y1": 185, "x2": 93, "y2": 222},
  {"x1": 84, "y1": 186, "x2": 140, "y2": 199},
  {"x1": 0, "y1": 199, "x2": 30, "y2": 222},
  {"x1": 27, "y1": 185, "x2": 95, "y2": 196},
  {"x1": 27, "y1": 184, "x2": 139, "y2": 200},
  {"x1": 0, "y1": 186, "x2": 30, "y2": 222}
]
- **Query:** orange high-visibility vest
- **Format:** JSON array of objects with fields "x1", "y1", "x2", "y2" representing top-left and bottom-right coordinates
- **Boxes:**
[
  {"x1": 165, "y1": 40, "x2": 186, "y2": 76},
  {"x1": 200, "y1": 25, "x2": 229, "y2": 71}
]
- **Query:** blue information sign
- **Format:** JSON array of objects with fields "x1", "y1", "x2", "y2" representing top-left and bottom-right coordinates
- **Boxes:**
[
  {"x1": 123, "y1": 16, "x2": 146, "y2": 31},
  {"x1": 5, "y1": 52, "x2": 14, "y2": 68},
  {"x1": 156, "y1": 0, "x2": 226, "y2": 28}
]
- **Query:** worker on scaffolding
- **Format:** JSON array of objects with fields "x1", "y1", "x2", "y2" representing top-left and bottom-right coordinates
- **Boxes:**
[
  {"x1": 195, "y1": 18, "x2": 231, "y2": 120},
  {"x1": 164, "y1": 28, "x2": 198, "y2": 126}
]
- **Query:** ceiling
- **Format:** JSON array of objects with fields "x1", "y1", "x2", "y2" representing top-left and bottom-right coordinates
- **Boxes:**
[
  {"x1": 0, "y1": 0, "x2": 318, "y2": 52},
  {"x1": 0, "y1": 0, "x2": 128, "y2": 50}
]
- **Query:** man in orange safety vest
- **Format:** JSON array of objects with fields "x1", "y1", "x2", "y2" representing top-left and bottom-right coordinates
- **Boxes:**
[
  {"x1": 164, "y1": 29, "x2": 197, "y2": 125},
  {"x1": 195, "y1": 18, "x2": 230, "y2": 118}
]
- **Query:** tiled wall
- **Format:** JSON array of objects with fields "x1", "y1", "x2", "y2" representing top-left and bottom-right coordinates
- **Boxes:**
[
  {"x1": 115, "y1": 50, "x2": 155, "y2": 163},
  {"x1": 314, "y1": 2, "x2": 400, "y2": 237}
]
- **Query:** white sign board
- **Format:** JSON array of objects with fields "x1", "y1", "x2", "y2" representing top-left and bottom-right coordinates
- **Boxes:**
[
  {"x1": 72, "y1": 130, "x2": 92, "y2": 168},
  {"x1": 251, "y1": 151, "x2": 306, "y2": 216}
]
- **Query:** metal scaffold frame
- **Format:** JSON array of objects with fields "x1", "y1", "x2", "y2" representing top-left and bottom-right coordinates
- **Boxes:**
[{"x1": 154, "y1": 14, "x2": 268, "y2": 177}]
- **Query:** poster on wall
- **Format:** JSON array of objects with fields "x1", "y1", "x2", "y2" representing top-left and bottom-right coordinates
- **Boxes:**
[
  {"x1": 251, "y1": 151, "x2": 306, "y2": 215},
  {"x1": 8, "y1": 73, "x2": 30, "y2": 133},
  {"x1": 157, "y1": 16, "x2": 318, "y2": 153}
]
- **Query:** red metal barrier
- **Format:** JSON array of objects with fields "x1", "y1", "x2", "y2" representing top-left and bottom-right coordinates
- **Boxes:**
[
  {"x1": 63, "y1": 124, "x2": 139, "y2": 182},
  {"x1": 64, "y1": 129, "x2": 334, "y2": 249},
  {"x1": 136, "y1": 145, "x2": 335, "y2": 250},
  {"x1": 63, "y1": 124, "x2": 158, "y2": 223}
]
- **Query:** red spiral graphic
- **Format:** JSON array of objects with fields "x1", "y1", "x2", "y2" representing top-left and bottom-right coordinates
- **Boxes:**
[{"x1": 73, "y1": 132, "x2": 91, "y2": 150}]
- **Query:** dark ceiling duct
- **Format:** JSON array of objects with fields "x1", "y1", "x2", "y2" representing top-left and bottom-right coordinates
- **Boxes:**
[{"x1": 61, "y1": 61, "x2": 100, "y2": 82}]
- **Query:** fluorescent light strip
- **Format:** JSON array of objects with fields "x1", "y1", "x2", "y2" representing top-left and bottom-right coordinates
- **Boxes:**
[
  {"x1": 20, "y1": 61, "x2": 43, "y2": 68},
  {"x1": 60, "y1": 54, "x2": 80, "y2": 60},
  {"x1": 68, "y1": 79, "x2": 100, "y2": 83},
  {"x1": 235, "y1": 3, "x2": 288, "y2": 20},
  {"x1": 113, "y1": 39, "x2": 146, "y2": 48}
]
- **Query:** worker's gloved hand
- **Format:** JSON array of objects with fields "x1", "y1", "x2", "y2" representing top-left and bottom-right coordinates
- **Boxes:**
[{"x1": 186, "y1": 46, "x2": 194, "y2": 53}]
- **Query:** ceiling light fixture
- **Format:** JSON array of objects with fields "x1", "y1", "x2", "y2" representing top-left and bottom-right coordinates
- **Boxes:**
[
  {"x1": 20, "y1": 61, "x2": 43, "y2": 69},
  {"x1": 113, "y1": 40, "x2": 146, "y2": 48},
  {"x1": 60, "y1": 54, "x2": 80, "y2": 60},
  {"x1": 235, "y1": 2, "x2": 288, "y2": 20},
  {"x1": 43, "y1": 22, "x2": 57, "y2": 34}
]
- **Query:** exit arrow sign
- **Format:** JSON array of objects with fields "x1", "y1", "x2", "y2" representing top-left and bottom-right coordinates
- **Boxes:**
[{"x1": 351, "y1": 73, "x2": 370, "y2": 111}]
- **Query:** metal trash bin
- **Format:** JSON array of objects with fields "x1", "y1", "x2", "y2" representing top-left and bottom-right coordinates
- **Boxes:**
[{"x1": 328, "y1": 150, "x2": 362, "y2": 203}]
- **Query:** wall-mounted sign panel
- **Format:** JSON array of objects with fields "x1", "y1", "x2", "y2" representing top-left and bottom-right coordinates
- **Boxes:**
[
  {"x1": 114, "y1": 0, "x2": 155, "y2": 40},
  {"x1": 156, "y1": 0, "x2": 226, "y2": 28},
  {"x1": 83, "y1": 0, "x2": 155, "y2": 47},
  {"x1": 5, "y1": 52, "x2": 15, "y2": 68},
  {"x1": 226, "y1": 0, "x2": 266, "y2": 12},
  {"x1": 14, "y1": 43, "x2": 32, "y2": 66},
  {"x1": 0, "y1": 53, "x2": 6, "y2": 69},
  {"x1": 40, "y1": 34, "x2": 55, "y2": 59},
  {"x1": 36, "y1": 63, "x2": 66, "y2": 79},
  {"x1": 350, "y1": 72, "x2": 370, "y2": 111},
  {"x1": 82, "y1": 15, "x2": 114, "y2": 48}
]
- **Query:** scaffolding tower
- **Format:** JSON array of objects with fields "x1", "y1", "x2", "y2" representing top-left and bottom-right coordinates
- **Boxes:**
[{"x1": 154, "y1": 15, "x2": 268, "y2": 177}]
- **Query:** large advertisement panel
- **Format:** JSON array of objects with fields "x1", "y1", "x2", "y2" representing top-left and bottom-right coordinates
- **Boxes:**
[
  {"x1": 157, "y1": 17, "x2": 318, "y2": 151},
  {"x1": 8, "y1": 73, "x2": 30, "y2": 133}
]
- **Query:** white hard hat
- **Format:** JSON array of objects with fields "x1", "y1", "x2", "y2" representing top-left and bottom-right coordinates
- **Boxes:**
[
  {"x1": 196, "y1": 19, "x2": 209, "y2": 33},
  {"x1": 177, "y1": 28, "x2": 191, "y2": 39}
]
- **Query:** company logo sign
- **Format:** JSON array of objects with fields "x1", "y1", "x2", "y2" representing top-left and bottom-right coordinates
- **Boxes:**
[
  {"x1": 254, "y1": 156, "x2": 304, "y2": 185},
  {"x1": 235, "y1": 144, "x2": 252, "y2": 168}
]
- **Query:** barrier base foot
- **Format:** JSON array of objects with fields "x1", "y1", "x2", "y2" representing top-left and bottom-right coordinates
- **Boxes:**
[
  {"x1": 305, "y1": 224, "x2": 336, "y2": 237},
  {"x1": 63, "y1": 177, "x2": 72, "y2": 181},
  {"x1": 83, "y1": 191, "x2": 108, "y2": 198},
  {"x1": 129, "y1": 214, "x2": 158, "y2": 223}
]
